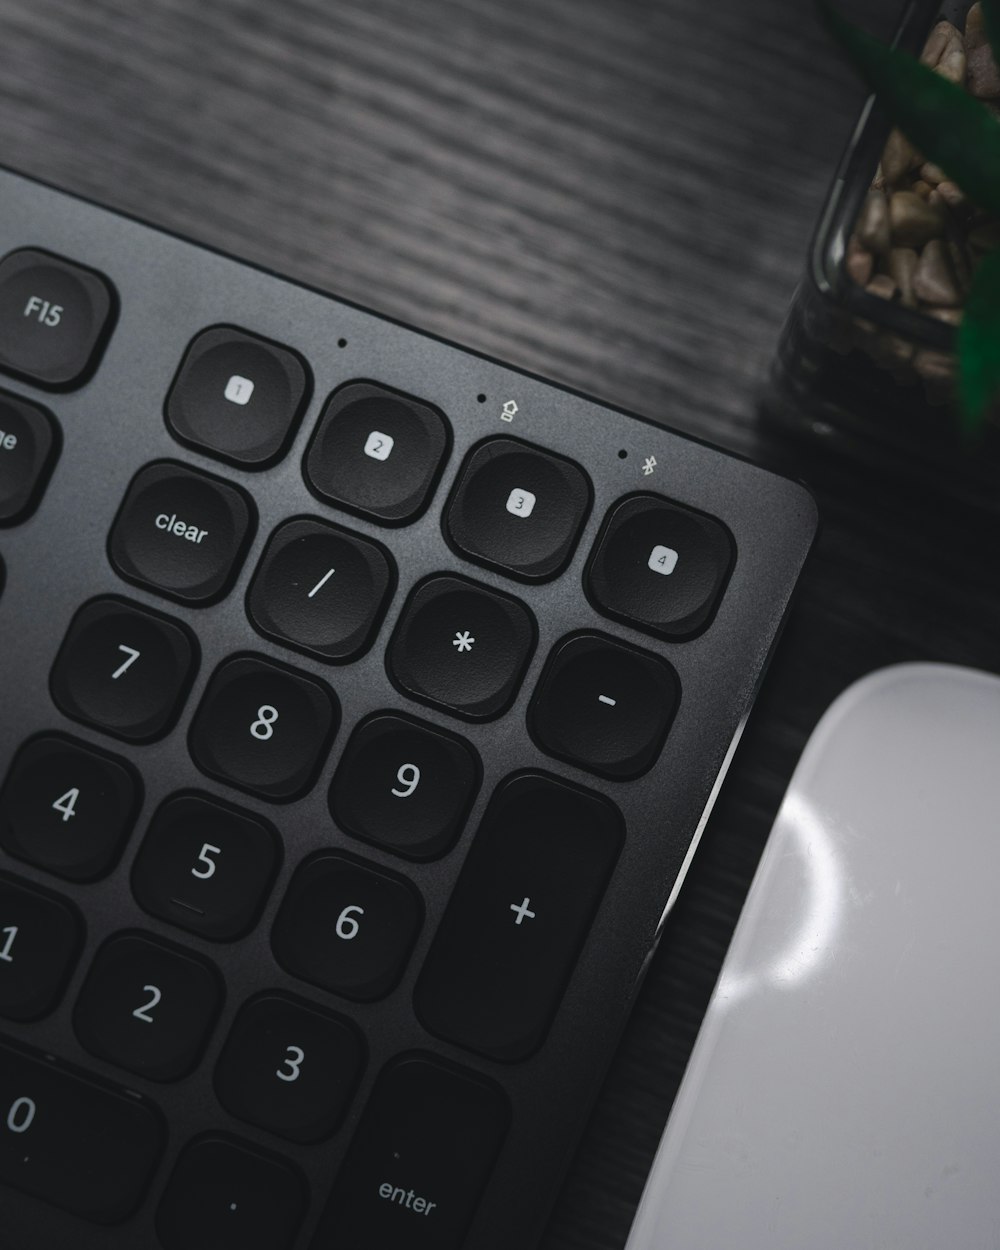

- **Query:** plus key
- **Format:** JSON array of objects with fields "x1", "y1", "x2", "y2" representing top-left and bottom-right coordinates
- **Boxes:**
[{"x1": 415, "y1": 773, "x2": 623, "y2": 1061}]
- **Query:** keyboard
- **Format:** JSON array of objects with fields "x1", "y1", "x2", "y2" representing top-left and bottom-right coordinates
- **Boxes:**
[{"x1": 0, "y1": 166, "x2": 817, "y2": 1250}]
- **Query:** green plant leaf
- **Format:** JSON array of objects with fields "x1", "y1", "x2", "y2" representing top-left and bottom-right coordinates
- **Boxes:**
[
  {"x1": 818, "y1": 0, "x2": 1000, "y2": 219},
  {"x1": 959, "y1": 248, "x2": 1000, "y2": 435},
  {"x1": 980, "y1": 0, "x2": 1000, "y2": 69}
]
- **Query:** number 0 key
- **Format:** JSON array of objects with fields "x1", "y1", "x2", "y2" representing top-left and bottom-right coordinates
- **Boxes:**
[{"x1": 0, "y1": 1039, "x2": 163, "y2": 1222}]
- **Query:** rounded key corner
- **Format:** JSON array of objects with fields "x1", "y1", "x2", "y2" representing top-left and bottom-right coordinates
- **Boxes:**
[
  {"x1": 155, "y1": 1133, "x2": 308, "y2": 1250},
  {"x1": 385, "y1": 573, "x2": 537, "y2": 723},
  {"x1": 0, "y1": 388, "x2": 62, "y2": 527},
  {"x1": 302, "y1": 379, "x2": 452, "y2": 527},
  {"x1": 383, "y1": 1049, "x2": 512, "y2": 1110},
  {"x1": 73, "y1": 930, "x2": 226, "y2": 1083},
  {"x1": 165, "y1": 324, "x2": 313, "y2": 471},
  {"x1": 107, "y1": 459, "x2": 257, "y2": 608},
  {"x1": 49, "y1": 596, "x2": 199, "y2": 745},
  {"x1": 0, "y1": 248, "x2": 118, "y2": 391},
  {"x1": 131, "y1": 789, "x2": 283, "y2": 941},
  {"x1": 442, "y1": 434, "x2": 594, "y2": 585},
  {"x1": 0, "y1": 731, "x2": 144, "y2": 883},
  {"x1": 188, "y1": 653, "x2": 340, "y2": 804},
  {"x1": 271, "y1": 850, "x2": 423, "y2": 1002},
  {"x1": 527, "y1": 632, "x2": 680, "y2": 782},
  {"x1": 330, "y1": 710, "x2": 483, "y2": 862},
  {"x1": 493, "y1": 766, "x2": 628, "y2": 828},
  {"x1": 213, "y1": 989, "x2": 367, "y2": 1143},
  {"x1": 245, "y1": 515, "x2": 398, "y2": 665},
  {"x1": 584, "y1": 491, "x2": 736, "y2": 642}
]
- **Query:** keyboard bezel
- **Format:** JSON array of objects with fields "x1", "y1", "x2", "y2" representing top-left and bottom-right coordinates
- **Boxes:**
[{"x1": 0, "y1": 164, "x2": 817, "y2": 1250}]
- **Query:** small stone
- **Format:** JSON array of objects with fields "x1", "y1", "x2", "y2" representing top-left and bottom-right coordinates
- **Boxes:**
[
  {"x1": 947, "y1": 239, "x2": 972, "y2": 294},
  {"x1": 913, "y1": 239, "x2": 962, "y2": 306},
  {"x1": 846, "y1": 234, "x2": 874, "y2": 286},
  {"x1": 931, "y1": 181, "x2": 966, "y2": 209},
  {"x1": 866, "y1": 273, "x2": 897, "y2": 301},
  {"x1": 889, "y1": 191, "x2": 946, "y2": 246},
  {"x1": 922, "y1": 20, "x2": 961, "y2": 66},
  {"x1": 969, "y1": 222, "x2": 1000, "y2": 254},
  {"x1": 966, "y1": 3, "x2": 987, "y2": 54},
  {"x1": 881, "y1": 129, "x2": 921, "y2": 184},
  {"x1": 968, "y1": 43, "x2": 1000, "y2": 98},
  {"x1": 913, "y1": 348, "x2": 956, "y2": 387},
  {"x1": 921, "y1": 21, "x2": 967, "y2": 84},
  {"x1": 920, "y1": 162, "x2": 946, "y2": 186},
  {"x1": 888, "y1": 246, "x2": 919, "y2": 305},
  {"x1": 857, "y1": 189, "x2": 891, "y2": 253}
]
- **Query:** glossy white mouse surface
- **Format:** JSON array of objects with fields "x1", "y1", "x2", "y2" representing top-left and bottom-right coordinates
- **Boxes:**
[{"x1": 626, "y1": 663, "x2": 1000, "y2": 1250}]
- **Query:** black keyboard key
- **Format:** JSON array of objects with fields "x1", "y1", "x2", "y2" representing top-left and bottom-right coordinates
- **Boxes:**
[
  {"x1": 156, "y1": 1134, "x2": 306, "y2": 1250},
  {"x1": 330, "y1": 712, "x2": 480, "y2": 860},
  {"x1": 0, "y1": 875, "x2": 82, "y2": 1021},
  {"x1": 74, "y1": 932, "x2": 222, "y2": 1082},
  {"x1": 215, "y1": 992, "x2": 365, "y2": 1142},
  {"x1": 165, "y1": 324, "x2": 311, "y2": 468},
  {"x1": 272, "y1": 853, "x2": 421, "y2": 1001},
  {"x1": 189, "y1": 654, "x2": 338, "y2": 801},
  {"x1": 50, "y1": 596, "x2": 197, "y2": 742},
  {"x1": 387, "y1": 574, "x2": 535, "y2": 721},
  {"x1": 304, "y1": 381, "x2": 450, "y2": 525},
  {"x1": 0, "y1": 734, "x2": 140, "y2": 881},
  {"x1": 0, "y1": 248, "x2": 115, "y2": 388},
  {"x1": 247, "y1": 516, "x2": 395, "y2": 662},
  {"x1": 311, "y1": 1054, "x2": 508, "y2": 1250},
  {"x1": 108, "y1": 459, "x2": 255, "y2": 605},
  {"x1": 131, "y1": 793, "x2": 280, "y2": 941},
  {"x1": 445, "y1": 436, "x2": 591, "y2": 581},
  {"x1": 529, "y1": 632, "x2": 680, "y2": 779},
  {"x1": 416, "y1": 773, "x2": 622, "y2": 1061},
  {"x1": 0, "y1": 1039, "x2": 163, "y2": 1223},
  {"x1": 0, "y1": 391, "x2": 58, "y2": 526},
  {"x1": 586, "y1": 492, "x2": 734, "y2": 640}
]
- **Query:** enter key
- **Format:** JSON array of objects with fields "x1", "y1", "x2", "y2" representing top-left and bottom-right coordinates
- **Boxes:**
[{"x1": 310, "y1": 1054, "x2": 508, "y2": 1250}]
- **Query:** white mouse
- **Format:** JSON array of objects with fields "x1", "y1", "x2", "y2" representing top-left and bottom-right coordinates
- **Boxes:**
[{"x1": 626, "y1": 663, "x2": 1000, "y2": 1250}]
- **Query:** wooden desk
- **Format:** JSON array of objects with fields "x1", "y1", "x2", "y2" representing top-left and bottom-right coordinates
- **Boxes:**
[{"x1": 2, "y1": 0, "x2": 996, "y2": 1245}]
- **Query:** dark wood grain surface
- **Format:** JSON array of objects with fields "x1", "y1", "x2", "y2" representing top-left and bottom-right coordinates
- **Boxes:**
[{"x1": 3, "y1": 1, "x2": 998, "y2": 1247}]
